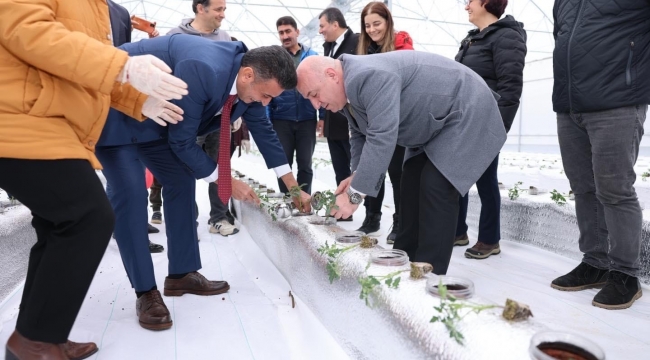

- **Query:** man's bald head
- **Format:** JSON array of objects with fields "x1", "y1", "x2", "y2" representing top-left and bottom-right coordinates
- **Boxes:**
[{"x1": 296, "y1": 55, "x2": 348, "y2": 112}]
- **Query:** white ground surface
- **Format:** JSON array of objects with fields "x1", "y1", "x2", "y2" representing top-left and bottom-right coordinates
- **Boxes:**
[{"x1": 0, "y1": 144, "x2": 649, "y2": 359}]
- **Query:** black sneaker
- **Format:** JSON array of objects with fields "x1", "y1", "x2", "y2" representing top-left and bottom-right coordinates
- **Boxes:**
[
  {"x1": 149, "y1": 240, "x2": 164, "y2": 253},
  {"x1": 387, "y1": 213, "x2": 399, "y2": 244},
  {"x1": 551, "y1": 262, "x2": 608, "y2": 291},
  {"x1": 151, "y1": 211, "x2": 162, "y2": 224},
  {"x1": 356, "y1": 213, "x2": 381, "y2": 235},
  {"x1": 147, "y1": 224, "x2": 160, "y2": 234},
  {"x1": 592, "y1": 271, "x2": 643, "y2": 310}
]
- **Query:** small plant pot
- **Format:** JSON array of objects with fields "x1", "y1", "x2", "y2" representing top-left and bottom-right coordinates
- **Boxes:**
[
  {"x1": 273, "y1": 203, "x2": 292, "y2": 219},
  {"x1": 568, "y1": 191, "x2": 575, "y2": 200},
  {"x1": 292, "y1": 209, "x2": 314, "y2": 216},
  {"x1": 335, "y1": 232, "x2": 365, "y2": 243},
  {"x1": 308, "y1": 216, "x2": 337, "y2": 226},
  {"x1": 426, "y1": 276, "x2": 475, "y2": 300},
  {"x1": 370, "y1": 249, "x2": 409, "y2": 266},
  {"x1": 529, "y1": 331, "x2": 604, "y2": 360},
  {"x1": 498, "y1": 182, "x2": 506, "y2": 190},
  {"x1": 259, "y1": 184, "x2": 267, "y2": 189},
  {"x1": 529, "y1": 186, "x2": 539, "y2": 195}
]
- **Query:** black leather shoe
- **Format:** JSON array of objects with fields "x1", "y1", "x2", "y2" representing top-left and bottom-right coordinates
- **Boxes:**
[
  {"x1": 149, "y1": 241, "x2": 164, "y2": 253},
  {"x1": 551, "y1": 262, "x2": 608, "y2": 291},
  {"x1": 593, "y1": 271, "x2": 643, "y2": 310},
  {"x1": 356, "y1": 212, "x2": 381, "y2": 235},
  {"x1": 148, "y1": 224, "x2": 159, "y2": 234}
]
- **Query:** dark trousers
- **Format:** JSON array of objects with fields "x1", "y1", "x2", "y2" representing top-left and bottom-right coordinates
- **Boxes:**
[
  {"x1": 363, "y1": 145, "x2": 405, "y2": 215},
  {"x1": 455, "y1": 155, "x2": 501, "y2": 244},
  {"x1": 273, "y1": 120, "x2": 317, "y2": 194},
  {"x1": 327, "y1": 138, "x2": 351, "y2": 186},
  {"x1": 394, "y1": 153, "x2": 459, "y2": 275},
  {"x1": 97, "y1": 139, "x2": 201, "y2": 292},
  {"x1": 149, "y1": 177, "x2": 162, "y2": 212},
  {"x1": 0, "y1": 159, "x2": 114, "y2": 343},
  {"x1": 557, "y1": 105, "x2": 646, "y2": 277},
  {"x1": 196, "y1": 130, "x2": 236, "y2": 224}
]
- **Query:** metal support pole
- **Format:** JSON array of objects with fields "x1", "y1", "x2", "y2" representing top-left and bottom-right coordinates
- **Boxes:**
[{"x1": 384, "y1": 0, "x2": 392, "y2": 11}]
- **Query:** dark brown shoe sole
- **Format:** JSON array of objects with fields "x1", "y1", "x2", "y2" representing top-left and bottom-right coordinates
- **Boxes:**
[
  {"x1": 163, "y1": 284, "x2": 230, "y2": 297},
  {"x1": 592, "y1": 289, "x2": 643, "y2": 310},
  {"x1": 551, "y1": 281, "x2": 607, "y2": 292},
  {"x1": 139, "y1": 320, "x2": 173, "y2": 331}
]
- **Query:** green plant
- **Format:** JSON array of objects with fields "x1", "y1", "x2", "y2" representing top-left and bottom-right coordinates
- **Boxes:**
[
  {"x1": 317, "y1": 241, "x2": 358, "y2": 283},
  {"x1": 312, "y1": 190, "x2": 339, "y2": 218},
  {"x1": 317, "y1": 236, "x2": 377, "y2": 283},
  {"x1": 550, "y1": 189, "x2": 566, "y2": 205},
  {"x1": 430, "y1": 282, "x2": 498, "y2": 345},
  {"x1": 508, "y1": 181, "x2": 523, "y2": 200},
  {"x1": 312, "y1": 158, "x2": 333, "y2": 169},
  {"x1": 288, "y1": 184, "x2": 306, "y2": 212},
  {"x1": 358, "y1": 265, "x2": 405, "y2": 307},
  {"x1": 642, "y1": 171, "x2": 650, "y2": 181}
]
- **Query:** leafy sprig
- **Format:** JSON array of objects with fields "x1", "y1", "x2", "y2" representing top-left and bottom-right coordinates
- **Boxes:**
[
  {"x1": 508, "y1": 181, "x2": 523, "y2": 201},
  {"x1": 316, "y1": 241, "x2": 358, "y2": 283},
  {"x1": 550, "y1": 189, "x2": 567, "y2": 205}
]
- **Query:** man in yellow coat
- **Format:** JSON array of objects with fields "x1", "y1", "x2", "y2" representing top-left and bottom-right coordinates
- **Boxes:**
[{"x1": 0, "y1": 0, "x2": 188, "y2": 358}]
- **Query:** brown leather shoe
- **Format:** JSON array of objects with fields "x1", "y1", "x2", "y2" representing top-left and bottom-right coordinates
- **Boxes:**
[
  {"x1": 60, "y1": 341, "x2": 97, "y2": 360},
  {"x1": 464, "y1": 241, "x2": 501, "y2": 259},
  {"x1": 136, "y1": 290, "x2": 172, "y2": 331},
  {"x1": 454, "y1": 233, "x2": 469, "y2": 246},
  {"x1": 164, "y1": 272, "x2": 230, "y2": 296},
  {"x1": 5, "y1": 330, "x2": 68, "y2": 360}
]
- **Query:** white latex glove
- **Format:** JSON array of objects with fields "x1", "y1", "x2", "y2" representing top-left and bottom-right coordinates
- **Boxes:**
[
  {"x1": 141, "y1": 96, "x2": 184, "y2": 126},
  {"x1": 231, "y1": 117, "x2": 242, "y2": 132},
  {"x1": 241, "y1": 140, "x2": 251, "y2": 154},
  {"x1": 119, "y1": 55, "x2": 188, "y2": 100}
]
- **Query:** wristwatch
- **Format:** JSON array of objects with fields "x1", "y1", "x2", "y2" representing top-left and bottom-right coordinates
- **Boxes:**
[{"x1": 347, "y1": 188, "x2": 363, "y2": 205}]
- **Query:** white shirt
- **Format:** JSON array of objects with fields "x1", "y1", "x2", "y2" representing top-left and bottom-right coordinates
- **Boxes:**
[
  {"x1": 329, "y1": 30, "x2": 348, "y2": 58},
  {"x1": 202, "y1": 76, "x2": 291, "y2": 183}
]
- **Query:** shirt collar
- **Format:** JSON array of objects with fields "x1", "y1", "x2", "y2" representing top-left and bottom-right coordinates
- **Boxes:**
[
  {"x1": 334, "y1": 30, "x2": 347, "y2": 48},
  {"x1": 230, "y1": 75, "x2": 238, "y2": 96}
]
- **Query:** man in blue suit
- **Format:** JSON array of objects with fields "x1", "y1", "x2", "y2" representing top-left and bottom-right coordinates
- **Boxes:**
[{"x1": 96, "y1": 34, "x2": 310, "y2": 331}]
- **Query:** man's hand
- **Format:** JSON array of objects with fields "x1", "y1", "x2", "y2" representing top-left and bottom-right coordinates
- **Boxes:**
[
  {"x1": 142, "y1": 96, "x2": 184, "y2": 126},
  {"x1": 334, "y1": 174, "x2": 354, "y2": 196},
  {"x1": 330, "y1": 193, "x2": 359, "y2": 219},
  {"x1": 230, "y1": 177, "x2": 260, "y2": 204},
  {"x1": 149, "y1": 29, "x2": 160, "y2": 38},
  {"x1": 241, "y1": 140, "x2": 251, "y2": 154},
  {"x1": 317, "y1": 119, "x2": 324, "y2": 137},
  {"x1": 292, "y1": 190, "x2": 312, "y2": 213},
  {"x1": 231, "y1": 118, "x2": 242, "y2": 132}
]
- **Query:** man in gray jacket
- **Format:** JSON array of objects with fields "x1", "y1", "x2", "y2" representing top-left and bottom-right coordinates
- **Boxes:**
[
  {"x1": 167, "y1": 0, "x2": 231, "y2": 41},
  {"x1": 296, "y1": 53, "x2": 506, "y2": 274}
]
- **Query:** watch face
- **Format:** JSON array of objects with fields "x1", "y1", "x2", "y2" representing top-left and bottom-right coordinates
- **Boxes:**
[{"x1": 350, "y1": 193, "x2": 362, "y2": 205}]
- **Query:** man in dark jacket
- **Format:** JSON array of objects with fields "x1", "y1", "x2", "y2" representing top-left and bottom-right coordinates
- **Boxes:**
[
  {"x1": 268, "y1": 16, "x2": 324, "y2": 194},
  {"x1": 319, "y1": 7, "x2": 359, "y2": 221},
  {"x1": 550, "y1": 0, "x2": 650, "y2": 310}
]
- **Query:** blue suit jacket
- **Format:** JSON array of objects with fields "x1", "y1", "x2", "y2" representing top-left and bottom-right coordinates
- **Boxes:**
[{"x1": 99, "y1": 35, "x2": 288, "y2": 179}]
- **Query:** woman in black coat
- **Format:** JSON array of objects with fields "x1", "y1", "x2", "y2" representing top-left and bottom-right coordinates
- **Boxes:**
[{"x1": 454, "y1": 0, "x2": 527, "y2": 259}]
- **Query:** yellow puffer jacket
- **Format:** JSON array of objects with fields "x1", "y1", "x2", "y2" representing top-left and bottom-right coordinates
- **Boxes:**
[{"x1": 0, "y1": 0, "x2": 147, "y2": 169}]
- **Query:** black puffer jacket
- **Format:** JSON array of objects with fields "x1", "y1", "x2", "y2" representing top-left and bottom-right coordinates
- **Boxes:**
[
  {"x1": 456, "y1": 15, "x2": 527, "y2": 133},
  {"x1": 553, "y1": 0, "x2": 650, "y2": 113}
]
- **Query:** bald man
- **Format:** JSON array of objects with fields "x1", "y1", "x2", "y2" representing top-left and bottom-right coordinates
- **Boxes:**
[{"x1": 296, "y1": 53, "x2": 506, "y2": 274}]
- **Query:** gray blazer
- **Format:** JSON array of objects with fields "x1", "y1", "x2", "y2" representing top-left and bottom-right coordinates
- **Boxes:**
[{"x1": 340, "y1": 51, "x2": 506, "y2": 196}]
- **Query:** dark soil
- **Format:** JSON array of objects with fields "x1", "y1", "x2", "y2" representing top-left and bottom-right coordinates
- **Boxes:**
[{"x1": 537, "y1": 342, "x2": 598, "y2": 360}]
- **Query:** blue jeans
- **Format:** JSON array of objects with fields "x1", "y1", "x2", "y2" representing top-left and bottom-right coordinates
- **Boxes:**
[{"x1": 557, "y1": 105, "x2": 647, "y2": 277}]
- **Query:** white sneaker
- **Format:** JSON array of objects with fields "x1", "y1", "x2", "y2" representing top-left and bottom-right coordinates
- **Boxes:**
[{"x1": 209, "y1": 219, "x2": 239, "y2": 236}]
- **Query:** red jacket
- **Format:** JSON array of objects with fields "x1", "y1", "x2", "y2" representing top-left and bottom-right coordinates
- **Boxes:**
[{"x1": 394, "y1": 31, "x2": 414, "y2": 50}]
